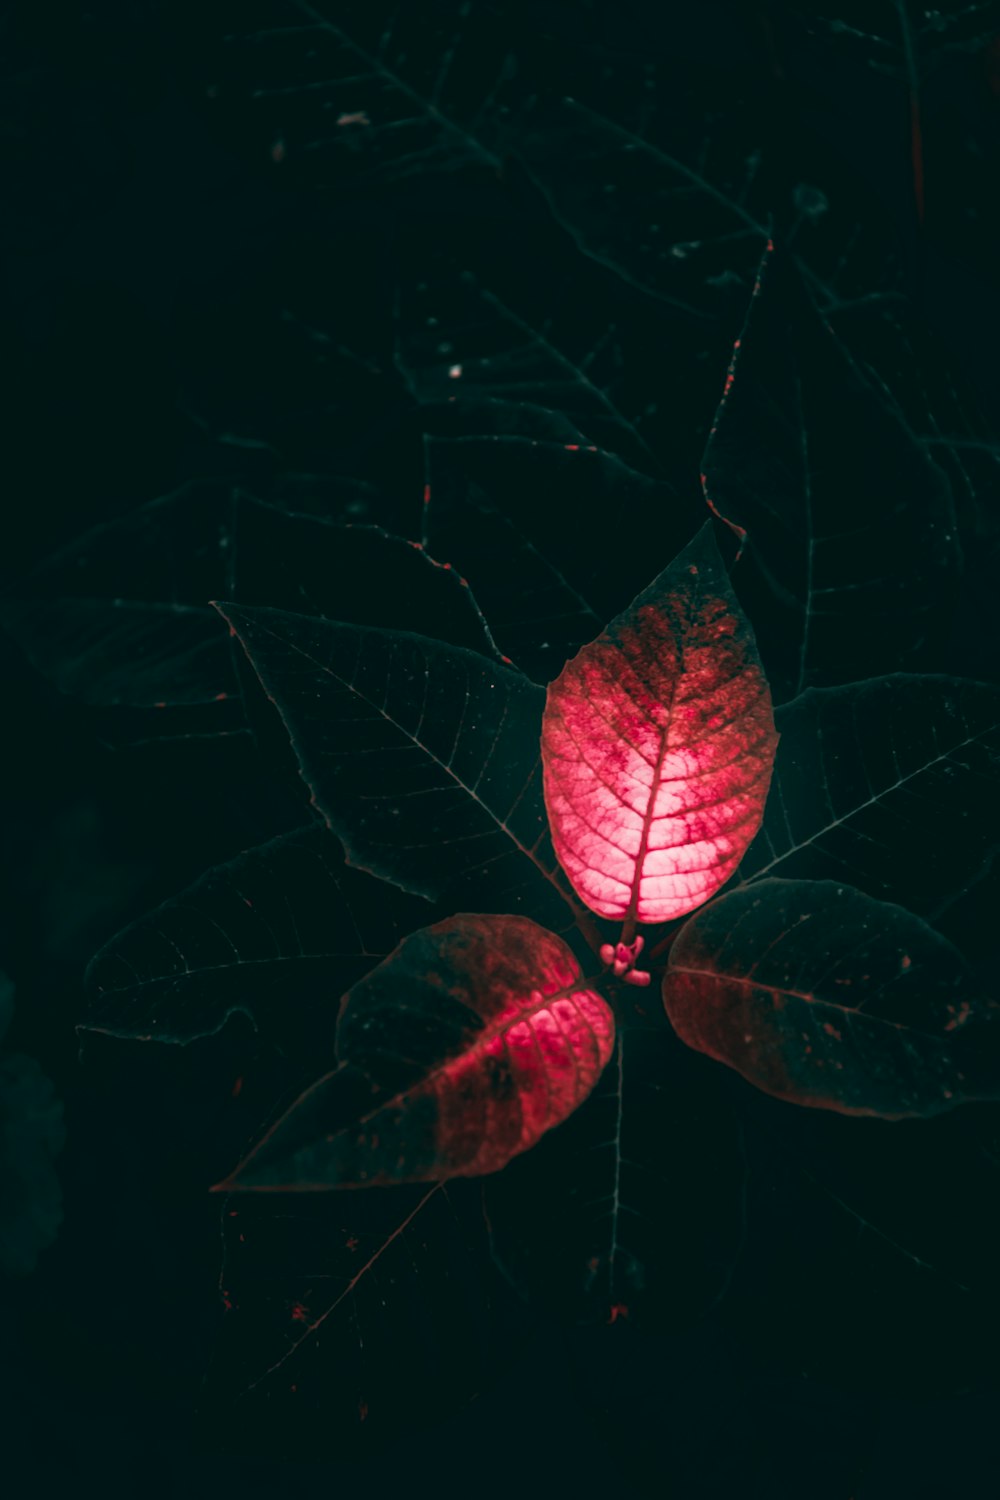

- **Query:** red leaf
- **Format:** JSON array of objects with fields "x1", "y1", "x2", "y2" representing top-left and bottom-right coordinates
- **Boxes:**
[
  {"x1": 541, "y1": 522, "x2": 778, "y2": 924},
  {"x1": 663, "y1": 879, "x2": 1000, "y2": 1119},
  {"x1": 216, "y1": 913, "x2": 614, "y2": 1189}
]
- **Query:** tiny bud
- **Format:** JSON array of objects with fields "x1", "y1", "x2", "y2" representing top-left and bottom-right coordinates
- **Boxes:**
[
  {"x1": 623, "y1": 969, "x2": 651, "y2": 987},
  {"x1": 599, "y1": 944, "x2": 616, "y2": 966}
]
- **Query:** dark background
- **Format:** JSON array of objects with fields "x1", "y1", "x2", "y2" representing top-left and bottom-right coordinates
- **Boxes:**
[{"x1": 2, "y1": 2, "x2": 1000, "y2": 1496}]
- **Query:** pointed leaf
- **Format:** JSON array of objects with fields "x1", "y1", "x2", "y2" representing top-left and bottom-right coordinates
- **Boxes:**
[
  {"x1": 220, "y1": 913, "x2": 614, "y2": 1189},
  {"x1": 83, "y1": 825, "x2": 432, "y2": 1051},
  {"x1": 542, "y1": 522, "x2": 778, "y2": 923},
  {"x1": 663, "y1": 878, "x2": 999, "y2": 1119},
  {"x1": 215, "y1": 604, "x2": 592, "y2": 942}
]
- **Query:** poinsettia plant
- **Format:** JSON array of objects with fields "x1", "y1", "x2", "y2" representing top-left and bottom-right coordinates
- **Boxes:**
[
  {"x1": 10, "y1": 234, "x2": 1000, "y2": 1441},
  {"x1": 198, "y1": 518, "x2": 777, "y2": 1190},
  {"x1": 173, "y1": 509, "x2": 993, "y2": 1201}
]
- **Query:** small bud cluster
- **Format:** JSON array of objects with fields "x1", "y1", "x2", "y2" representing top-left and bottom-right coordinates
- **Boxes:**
[{"x1": 598, "y1": 935, "x2": 650, "y2": 987}]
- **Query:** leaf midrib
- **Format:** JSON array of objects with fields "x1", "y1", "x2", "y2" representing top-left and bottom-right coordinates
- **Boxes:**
[
  {"x1": 236, "y1": 975, "x2": 612, "y2": 1181},
  {"x1": 667, "y1": 965, "x2": 966, "y2": 1044}
]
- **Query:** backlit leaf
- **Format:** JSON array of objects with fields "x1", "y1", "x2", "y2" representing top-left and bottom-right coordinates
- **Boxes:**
[
  {"x1": 218, "y1": 913, "x2": 615, "y2": 1188},
  {"x1": 663, "y1": 878, "x2": 999, "y2": 1118},
  {"x1": 542, "y1": 521, "x2": 778, "y2": 923}
]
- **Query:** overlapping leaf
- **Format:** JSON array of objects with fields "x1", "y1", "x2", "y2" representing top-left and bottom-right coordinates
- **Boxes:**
[
  {"x1": 83, "y1": 824, "x2": 432, "y2": 1051},
  {"x1": 218, "y1": 914, "x2": 614, "y2": 1189},
  {"x1": 216, "y1": 603, "x2": 593, "y2": 943},
  {"x1": 664, "y1": 878, "x2": 998, "y2": 1118},
  {"x1": 542, "y1": 522, "x2": 778, "y2": 923}
]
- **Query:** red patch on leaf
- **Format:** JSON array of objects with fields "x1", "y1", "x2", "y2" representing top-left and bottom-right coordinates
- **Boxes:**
[
  {"x1": 542, "y1": 523, "x2": 777, "y2": 923},
  {"x1": 663, "y1": 879, "x2": 993, "y2": 1119},
  {"x1": 215, "y1": 914, "x2": 615, "y2": 1189}
]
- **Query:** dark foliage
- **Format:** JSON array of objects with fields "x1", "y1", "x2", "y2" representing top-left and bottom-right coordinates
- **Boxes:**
[{"x1": 3, "y1": 4, "x2": 1000, "y2": 1498}]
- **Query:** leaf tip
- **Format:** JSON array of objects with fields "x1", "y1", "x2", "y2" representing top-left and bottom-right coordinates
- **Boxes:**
[{"x1": 210, "y1": 599, "x2": 248, "y2": 641}]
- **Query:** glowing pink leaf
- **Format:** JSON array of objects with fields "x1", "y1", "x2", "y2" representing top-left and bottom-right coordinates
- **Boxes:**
[
  {"x1": 215, "y1": 913, "x2": 614, "y2": 1190},
  {"x1": 541, "y1": 522, "x2": 778, "y2": 925}
]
